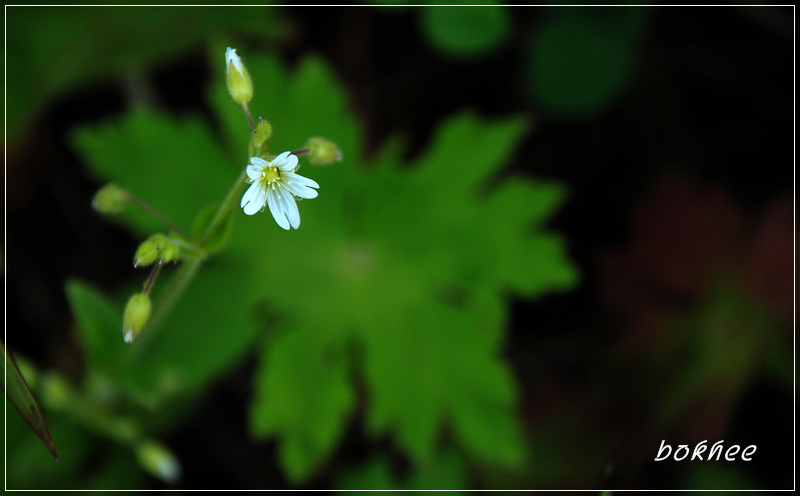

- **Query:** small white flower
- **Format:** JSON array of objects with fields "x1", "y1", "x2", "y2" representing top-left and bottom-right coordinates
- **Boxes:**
[{"x1": 240, "y1": 151, "x2": 319, "y2": 229}]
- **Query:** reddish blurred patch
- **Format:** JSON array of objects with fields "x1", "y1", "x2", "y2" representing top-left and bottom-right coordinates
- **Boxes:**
[
  {"x1": 596, "y1": 171, "x2": 793, "y2": 476},
  {"x1": 600, "y1": 171, "x2": 792, "y2": 349}
]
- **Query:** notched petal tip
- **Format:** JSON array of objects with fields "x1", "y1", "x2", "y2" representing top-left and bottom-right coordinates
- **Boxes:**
[{"x1": 273, "y1": 151, "x2": 299, "y2": 171}]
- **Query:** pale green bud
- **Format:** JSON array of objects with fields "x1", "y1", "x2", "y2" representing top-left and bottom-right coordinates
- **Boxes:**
[
  {"x1": 304, "y1": 137, "x2": 342, "y2": 165},
  {"x1": 122, "y1": 293, "x2": 151, "y2": 343},
  {"x1": 225, "y1": 47, "x2": 253, "y2": 106},
  {"x1": 133, "y1": 238, "x2": 160, "y2": 268},
  {"x1": 161, "y1": 239, "x2": 180, "y2": 264},
  {"x1": 251, "y1": 117, "x2": 272, "y2": 149},
  {"x1": 135, "y1": 440, "x2": 181, "y2": 483},
  {"x1": 92, "y1": 183, "x2": 128, "y2": 215},
  {"x1": 133, "y1": 234, "x2": 180, "y2": 268}
]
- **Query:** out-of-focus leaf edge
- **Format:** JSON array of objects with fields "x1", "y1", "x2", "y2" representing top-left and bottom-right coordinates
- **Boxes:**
[{"x1": 2, "y1": 339, "x2": 58, "y2": 460}]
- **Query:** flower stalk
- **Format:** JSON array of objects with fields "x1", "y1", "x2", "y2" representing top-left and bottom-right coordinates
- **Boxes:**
[{"x1": 116, "y1": 46, "x2": 336, "y2": 344}]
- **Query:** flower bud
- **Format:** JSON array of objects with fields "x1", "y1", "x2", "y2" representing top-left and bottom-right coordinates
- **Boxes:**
[
  {"x1": 123, "y1": 293, "x2": 151, "y2": 343},
  {"x1": 304, "y1": 137, "x2": 342, "y2": 165},
  {"x1": 133, "y1": 238, "x2": 160, "y2": 268},
  {"x1": 135, "y1": 440, "x2": 181, "y2": 483},
  {"x1": 133, "y1": 234, "x2": 180, "y2": 268},
  {"x1": 225, "y1": 47, "x2": 253, "y2": 106},
  {"x1": 250, "y1": 117, "x2": 273, "y2": 152},
  {"x1": 92, "y1": 183, "x2": 128, "y2": 215},
  {"x1": 160, "y1": 238, "x2": 180, "y2": 265}
]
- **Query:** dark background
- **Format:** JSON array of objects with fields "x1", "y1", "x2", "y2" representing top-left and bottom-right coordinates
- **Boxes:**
[{"x1": 6, "y1": 5, "x2": 794, "y2": 490}]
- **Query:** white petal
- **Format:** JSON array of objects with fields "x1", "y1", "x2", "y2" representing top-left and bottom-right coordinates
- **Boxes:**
[
  {"x1": 286, "y1": 172, "x2": 319, "y2": 189},
  {"x1": 283, "y1": 172, "x2": 319, "y2": 199},
  {"x1": 250, "y1": 156, "x2": 268, "y2": 168},
  {"x1": 273, "y1": 151, "x2": 298, "y2": 172},
  {"x1": 267, "y1": 189, "x2": 291, "y2": 230},
  {"x1": 241, "y1": 183, "x2": 266, "y2": 215},
  {"x1": 240, "y1": 183, "x2": 257, "y2": 208},
  {"x1": 226, "y1": 47, "x2": 243, "y2": 74},
  {"x1": 246, "y1": 164, "x2": 263, "y2": 181},
  {"x1": 281, "y1": 190, "x2": 301, "y2": 229}
]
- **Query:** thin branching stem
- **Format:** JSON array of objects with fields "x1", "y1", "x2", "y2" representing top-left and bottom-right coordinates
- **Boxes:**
[
  {"x1": 125, "y1": 193, "x2": 190, "y2": 239},
  {"x1": 199, "y1": 168, "x2": 247, "y2": 246},
  {"x1": 143, "y1": 260, "x2": 163, "y2": 295},
  {"x1": 242, "y1": 103, "x2": 256, "y2": 131},
  {"x1": 127, "y1": 257, "x2": 203, "y2": 357}
]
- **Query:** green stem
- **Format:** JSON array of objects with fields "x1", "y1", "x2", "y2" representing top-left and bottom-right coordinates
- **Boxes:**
[
  {"x1": 127, "y1": 257, "x2": 203, "y2": 357},
  {"x1": 143, "y1": 260, "x2": 163, "y2": 295},
  {"x1": 125, "y1": 193, "x2": 190, "y2": 240},
  {"x1": 127, "y1": 160, "x2": 246, "y2": 353},
  {"x1": 149, "y1": 257, "x2": 202, "y2": 332},
  {"x1": 199, "y1": 168, "x2": 247, "y2": 246},
  {"x1": 242, "y1": 103, "x2": 256, "y2": 131},
  {"x1": 124, "y1": 99, "x2": 254, "y2": 351}
]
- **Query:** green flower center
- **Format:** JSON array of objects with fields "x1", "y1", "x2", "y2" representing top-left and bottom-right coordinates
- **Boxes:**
[{"x1": 263, "y1": 167, "x2": 280, "y2": 185}]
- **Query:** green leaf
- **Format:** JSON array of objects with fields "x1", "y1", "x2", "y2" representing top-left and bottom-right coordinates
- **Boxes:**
[
  {"x1": 224, "y1": 55, "x2": 574, "y2": 480},
  {"x1": 408, "y1": 445, "x2": 468, "y2": 490},
  {"x1": 249, "y1": 328, "x2": 355, "y2": 482},
  {"x1": 411, "y1": 111, "x2": 528, "y2": 195},
  {"x1": 71, "y1": 107, "x2": 266, "y2": 399},
  {"x1": 71, "y1": 108, "x2": 235, "y2": 237},
  {"x1": 4, "y1": 401, "x2": 93, "y2": 489},
  {"x1": 66, "y1": 280, "x2": 127, "y2": 379},
  {"x1": 526, "y1": 8, "x2": 646, "y2": 116},
  {"x1": 339, "y1": 456, "x2": 397, "y2": 492},
  {"x1": 120, "y1": 263, "x2": 262, "y2": 402},
  {"x1": 192, "y1": 202, "x2": 234, "y2": 254},
  {"x1": 73, "y1": 48, "x2": 577, "y2": 485},
  {"x1": 339, "y1": 446, "x2": 466, "y2": 491},
  {"x1": 2, "y1": 343, "x2": 58, "y2": 460},
  {"x1": 420, "y1": 4, "x2": 511, "y2": 58}
]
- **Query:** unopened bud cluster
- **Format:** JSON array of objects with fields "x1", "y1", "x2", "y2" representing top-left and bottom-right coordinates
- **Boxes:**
[{"x1": 134, "y1": 234, "x2": 181, "y2": 268}]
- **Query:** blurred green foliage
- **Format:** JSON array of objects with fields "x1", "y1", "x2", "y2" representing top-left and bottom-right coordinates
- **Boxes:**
[
  {"x1": 4, "y1": 6, "x2": 282, "y2": 141},
  {"x1": 69, "y1": 49, "x2": 575, "y2": 486},
  {"x1": 4, "y1": 5, "x2": 791, "y2": 491},
  {"x1": 656, "y1": 275, "x2": 775, "y2": 432},
  {"x1": 526, "y1": 8, "x2": 646, "y2": 116},
  {"x1": 5, "y1": 40, "x2": 577, "y2": 487},
  {"x1": 3, "y1": 340, "x2": 58, "y2": 459},
  {"x1": 419, "y1": 3, "x2": 511, "y2": 58},
  {"x1": 412, "y1": 5, "x2": 646, "y2": 116}
]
